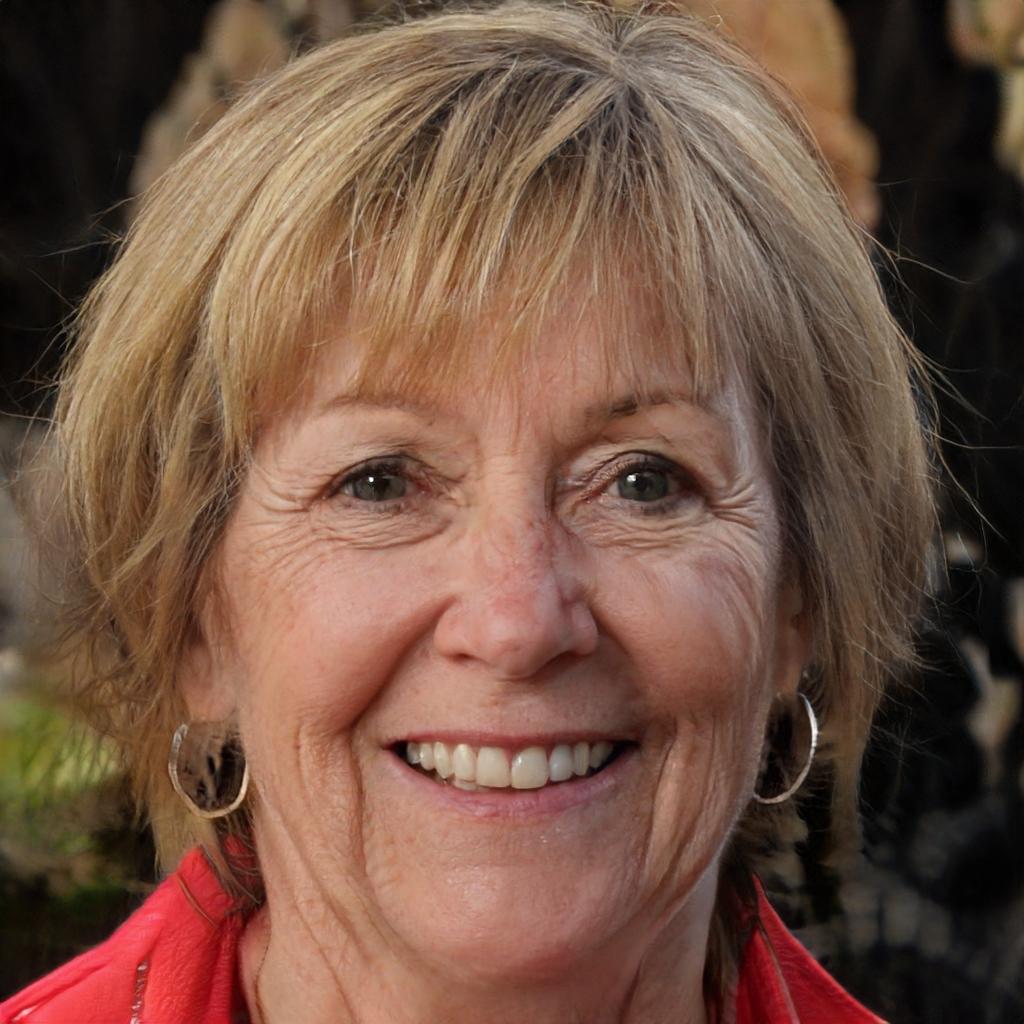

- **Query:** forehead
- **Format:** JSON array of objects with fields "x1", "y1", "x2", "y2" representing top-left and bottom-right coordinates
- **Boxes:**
[
  {"x1": 293, "y1": 281, "x2": 740, "y2": 424},
  {"x1": 276, "y1": 291, "x2": 761, "y2": 467}
]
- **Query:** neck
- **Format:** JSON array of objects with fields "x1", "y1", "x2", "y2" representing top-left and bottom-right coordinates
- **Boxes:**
[{"x1": 239, "y1": 870, "x2": 718, "y2": 1024}]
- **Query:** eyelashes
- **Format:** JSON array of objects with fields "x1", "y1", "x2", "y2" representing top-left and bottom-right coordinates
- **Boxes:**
[
  {"x1": 594, "y1": 453, "x2": 696, "y2": 513},
  {"x1": 326, "y1": 452, "x2": 701, "y2": 517},
  {"x1": 334, "y1": 458, "x2": 412, "y2": 504}
]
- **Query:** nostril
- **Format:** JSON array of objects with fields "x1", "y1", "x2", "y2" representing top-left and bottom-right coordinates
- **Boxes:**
[
  {"x1": 568, "y1": 600, "x2": 599, "y2": 657},
  {"x1": 432, "y1": 560, "x2": 597, "y2": 678}
]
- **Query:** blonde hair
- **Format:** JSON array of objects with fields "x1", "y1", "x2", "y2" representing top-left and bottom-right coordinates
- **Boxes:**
[{"x1": 54, "y1": 0, "x2": 936, "y2": 990}]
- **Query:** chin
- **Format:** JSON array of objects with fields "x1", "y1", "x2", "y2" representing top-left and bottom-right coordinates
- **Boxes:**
[{"x1": 393, "y1": 864, "x2": 632, "y2": 983}]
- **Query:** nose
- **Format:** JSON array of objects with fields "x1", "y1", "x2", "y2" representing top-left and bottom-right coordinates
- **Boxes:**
[{"x1": 433, "y1": 507, "x2": 599, "y2": 680}]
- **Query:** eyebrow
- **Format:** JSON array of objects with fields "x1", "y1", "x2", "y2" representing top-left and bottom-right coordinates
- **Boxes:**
[
  {"x1": 314, "y1": 390, "x2": 442, "y2": 419},
  {"x1": 583, "y1": 390, "x2": 714, "y2": 427},
  {"x1": 315, "y1": 388, "x2": 712, "y2": 427}
]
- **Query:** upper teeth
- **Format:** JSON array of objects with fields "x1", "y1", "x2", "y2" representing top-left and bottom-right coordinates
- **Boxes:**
[{"x1": 404, "y1": 740, "x2": 617, "y2": 790}]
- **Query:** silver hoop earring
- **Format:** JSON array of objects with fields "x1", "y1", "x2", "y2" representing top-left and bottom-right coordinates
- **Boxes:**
[
  {"x1": 753, "y1": 692, "x2": 818, "y2": 805},
  {"x1": 168, "y1": 721, "x2": 249, "y2": 819}
]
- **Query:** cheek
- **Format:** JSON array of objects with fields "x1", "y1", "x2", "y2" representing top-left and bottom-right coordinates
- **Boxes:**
[
  {"x1": 609, "y1": 540, "x2": 777, "y2": 713},
  {"x1": 607, "y1": 543, "x2": 777, "y2": 813},
  {"x1": 568, "y1": 543, "x2": 780, "y2": 903},
  {"x1": 228, "y1": 537, "x2": 449, "y2": 744}
]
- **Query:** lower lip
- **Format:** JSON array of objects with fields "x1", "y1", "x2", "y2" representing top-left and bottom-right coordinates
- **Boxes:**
[{"x1": 384, "y1": 746, "x2": 638, "y2": 820}]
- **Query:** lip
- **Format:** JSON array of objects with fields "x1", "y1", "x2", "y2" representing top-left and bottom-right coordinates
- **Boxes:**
[
  {"x1": 383, "y1": 742, "x2": 638, "y2": 820},
  {"x1": 385, "y1": 730, "x2": 636, "y2": 749}
]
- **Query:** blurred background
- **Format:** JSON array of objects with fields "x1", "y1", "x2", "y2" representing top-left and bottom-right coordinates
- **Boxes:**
[{"x1": 0, "y1": 1, "x2": 1021, "y2": 1021}]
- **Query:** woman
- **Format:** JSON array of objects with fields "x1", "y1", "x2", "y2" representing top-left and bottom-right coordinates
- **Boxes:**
[{"x1": 1, "y1": 2, "x2": 935, "y2": 1021}]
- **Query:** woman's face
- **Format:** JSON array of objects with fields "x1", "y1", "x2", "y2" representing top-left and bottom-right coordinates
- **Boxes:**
[{"x1": 190, "y1": 304, "x2": 808, "y2": 981}]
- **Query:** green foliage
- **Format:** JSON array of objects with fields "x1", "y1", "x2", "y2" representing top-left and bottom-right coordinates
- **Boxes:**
[
  {"x1": 0, "y1": 695, "x2": 120, "y2": 856},
  {"x1": 0, "y1": 690, "x2": 155, "y2": 997}
]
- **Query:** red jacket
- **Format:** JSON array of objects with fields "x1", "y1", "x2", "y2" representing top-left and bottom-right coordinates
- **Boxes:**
[{"x1": 1, "y1": 848, "x2": 884, "y2": 1023}]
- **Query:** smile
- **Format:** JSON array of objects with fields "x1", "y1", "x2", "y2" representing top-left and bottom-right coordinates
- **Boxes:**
[{"x1": 399, "y1": 739, "x2": 627, "y2": 790}]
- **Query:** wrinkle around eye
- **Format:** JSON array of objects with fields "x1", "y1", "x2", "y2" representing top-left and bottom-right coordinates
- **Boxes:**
[
  {"x1": 566, "y1": 497, "x2": 711, "y2": 550},
  {"x1": 707, "y1": 476, "x2": 773, "y2": 531},
  {"x1": 307, "y1": 491, "x2": 452, "y2": 549},
  {"x1": 563, "y1": 462, "x2": 773, "y2": 554}
]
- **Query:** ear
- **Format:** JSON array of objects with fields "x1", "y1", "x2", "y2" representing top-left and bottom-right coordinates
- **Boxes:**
[
  {"x1": 773, "y1": 571, "x2": 813, "y2": 699},
  {"x1": 177, "y1": 620, "x2": 237, "y2": 723}
]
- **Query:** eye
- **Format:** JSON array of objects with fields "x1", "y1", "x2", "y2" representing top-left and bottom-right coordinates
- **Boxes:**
[
  {"x1": 334, "y1": 458, "x2": 411, "y2": 503},
  {"x1": 615, "y1": 464, "x2": 672, "y2": 502},
  {"x1": 603, "y1": 455, "x2": 695, "y2": 511}
]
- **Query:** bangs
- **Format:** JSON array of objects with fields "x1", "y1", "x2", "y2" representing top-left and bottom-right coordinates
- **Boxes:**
[{"x1": 200, "y1": 28, "x2": 757, "y2": 442}]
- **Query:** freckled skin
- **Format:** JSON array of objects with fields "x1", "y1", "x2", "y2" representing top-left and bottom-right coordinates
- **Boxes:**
[{"x1": 185, "y1": 314, "x2": 809, "y2": 1024}]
